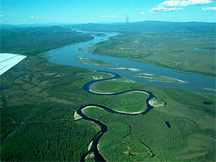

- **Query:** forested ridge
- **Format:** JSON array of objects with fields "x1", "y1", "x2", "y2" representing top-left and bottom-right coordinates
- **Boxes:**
[{"x1": 1, "y1": 26, "x2": 93, "y2": 56}]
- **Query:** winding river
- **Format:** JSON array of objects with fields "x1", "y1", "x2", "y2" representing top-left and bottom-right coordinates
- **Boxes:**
[
  {"x1": 46, "y1": 30, "x2": 216, "y2": 94},
  {"x1": 75, "y1": 71, "x2": 163, "y2": 161},
  {"x1": 46, "y1": 30, "x2": 215, "y2": 161}
]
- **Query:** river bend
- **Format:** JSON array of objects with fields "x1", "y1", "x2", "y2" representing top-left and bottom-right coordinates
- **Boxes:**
[{"x1": 75, "y1": 71, "x2": 165, "y2": 161}]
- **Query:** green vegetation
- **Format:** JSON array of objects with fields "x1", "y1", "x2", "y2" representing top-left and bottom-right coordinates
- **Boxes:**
[
  {"x1": 85, "y1": 39, "x2": 112, "y2": 53},
  {"x1": 76, "y1": 55, "x2": 112, "y2": 66},
  {"x1": 1, "y1": 26, "x2": 93, "y2": 56},
  {"x1": 90, "y1": 80, "x2": 144, "y2": 94},
  {"x1": 112, "y1": 77, "x2": 135, "y2": 83},
  {"x1": 105, "y1": 91, "x2": 148, "y2": 113},
  {"x1": 89, "y1": 92, "x2": 148, "y2": 113},
  {"x1": 0, "y1": 57, "x2": 100, "y2": 161},
  {"x1": 82, "y1": 80, "x2": 215, "y2": 161},
  {"x1": 83, "y1": 22, "x2": 216, "y2": 78},
  {"x1": 77, "y1": 71, "x2": 114, "y2": 80},
  {"x1": 1, "y1": 57, "x2": 215, "y2": 161}
]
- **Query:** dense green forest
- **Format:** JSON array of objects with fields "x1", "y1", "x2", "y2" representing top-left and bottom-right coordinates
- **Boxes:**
[
  {"x1": 1, "y1": 56, "x2": 215, "y2": 161},
  {"x1": 0, "y1": 58, "x2": 97, "y2": 161},
  {"x1": 82, "y1": 79, "x2": 215, "y2": 161},
  {"x1": 1, "y1": 26, "x2": 93, "y2": 56}
]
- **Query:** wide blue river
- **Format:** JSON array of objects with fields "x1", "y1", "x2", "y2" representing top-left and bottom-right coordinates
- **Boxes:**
[{"x1": 46, "y1": 31, "x2": 216, "y2": 94}]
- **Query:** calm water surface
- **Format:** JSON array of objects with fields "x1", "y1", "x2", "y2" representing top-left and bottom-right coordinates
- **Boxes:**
[{"x1": 46, "y1": 31, "x2": 216, "y2": 94}]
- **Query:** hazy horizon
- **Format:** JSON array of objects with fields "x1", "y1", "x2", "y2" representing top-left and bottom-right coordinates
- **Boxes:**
[
  {"x1": 0, "y1": 0, "x2": 216, "y2": 25},
  {"x1": 1, "y1": 20, "x2": 216, "y2": 26}
]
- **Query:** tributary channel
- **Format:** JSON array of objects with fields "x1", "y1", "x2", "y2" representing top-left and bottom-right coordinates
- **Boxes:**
[
  {"x1": 76, "y1": 71, "x2": 162, "y2": 161},
  {"x1": 46, "y1": 30, "x2": 216, "y2": 161}
]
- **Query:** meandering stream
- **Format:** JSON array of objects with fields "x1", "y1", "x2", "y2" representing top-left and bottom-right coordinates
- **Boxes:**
[
  {"x1": 75, "y1": 71, "x2": 164, "y2": 161},
  {"x1": 45, "y1": 30, "x2": 215, "y2": 161}
]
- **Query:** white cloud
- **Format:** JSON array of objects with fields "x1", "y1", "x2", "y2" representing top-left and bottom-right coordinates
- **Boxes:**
[
  {"x1": 0, "y1": 15, "x2": 4, "y2": 18},
  {"x1": 164, "y1": 7, "x2": 184, "y2": 11},
  {"x1": 162, "y1": 0, "x2": 213, "y2": 7},
  {"x1": 101, "y1": 15, "x2": 116, "y2": 18},
  {"x1": 140, "y1": 11, "x2": 145, "y2": 14},
  {"x1": 162, "y1": 0, "x2": 188, "y2": 6},
  {"x1": 150, "y1": 0, "x2": 213, "y2": 12},
  {"x1": 31, "y1": 16, "x2": 50, "y2": 19},
  {"x1": 151, "y1": 5, "x2": 184, "y2": 12},
  {"x1": 201, "y1": 6, "x2": 216, "y2": 10}
]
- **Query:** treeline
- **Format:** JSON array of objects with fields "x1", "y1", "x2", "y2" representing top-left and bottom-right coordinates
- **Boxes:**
[{"x1": 1, "y1": 26, "x2": 93, "y2": 56}]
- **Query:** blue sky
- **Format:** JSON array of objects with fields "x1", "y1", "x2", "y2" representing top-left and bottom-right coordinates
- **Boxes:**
[{"x1": 0, "y1": 0, "x2": 216, "y2": 24}]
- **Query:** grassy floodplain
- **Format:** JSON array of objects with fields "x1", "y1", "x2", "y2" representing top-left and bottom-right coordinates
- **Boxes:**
[
  {"x1": 76, "y1": 55, "x2": 112, "y2": 66},
  {"x1": 92, "y1": 30, "x2": 216, "y2": 78},
  {"x1": 93, "y1": 92, "x2": 148, "y2": 113},
  {"x1": 83, "y1": 79, "x2": 216, "y2": 161},
  {"x1": 77, "y1": 71, "x2": 114, "y2": 80}
]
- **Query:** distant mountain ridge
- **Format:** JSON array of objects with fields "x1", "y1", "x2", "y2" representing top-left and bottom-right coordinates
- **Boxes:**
[
  {"x1": 72, "y1": 21, "x2": 216, "y2": 33},
  {"x1": 1, "y1": 21, "x2": 215, "y2": 33}
]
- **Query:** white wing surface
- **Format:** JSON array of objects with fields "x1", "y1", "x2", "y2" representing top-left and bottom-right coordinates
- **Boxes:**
[{"x1": 0, "y1": 53, "x2": 27, "y2": 75}]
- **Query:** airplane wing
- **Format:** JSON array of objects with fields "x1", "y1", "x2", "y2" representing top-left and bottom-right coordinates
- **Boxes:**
[{"x1": 0, "y1": 53, "x2": 27, "y2": 75}]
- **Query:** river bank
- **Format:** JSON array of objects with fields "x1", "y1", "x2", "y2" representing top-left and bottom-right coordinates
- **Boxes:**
[
  {"x1": 46, "y1": 30, "x2": 216, "y2": 94},
  {"x1": 75, "y1": 79, "x2": 160, "y2": 161}
]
